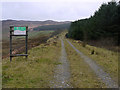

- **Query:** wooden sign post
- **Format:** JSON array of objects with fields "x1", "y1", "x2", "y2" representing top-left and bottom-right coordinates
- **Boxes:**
[{"x1": 10, "y1": 26, "x2": 28, "y2": 61}]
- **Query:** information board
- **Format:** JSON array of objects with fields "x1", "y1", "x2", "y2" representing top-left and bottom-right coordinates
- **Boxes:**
[
  {"x1": 10, "y1": 26, "x2": 28, "y2": 61},
  {"x1": 14, "y1": 27, "x2": 26, "y2": 35}
]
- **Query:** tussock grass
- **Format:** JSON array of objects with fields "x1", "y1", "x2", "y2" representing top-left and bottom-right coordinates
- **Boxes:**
[
  {"x1": 28, "y1": 30, "x2": 54, "y2": 39},
  {"x1": 2, "y1": 37, "x2": 61, "y2": 88},
  {"x1": 2, "y1": 31, "x2": 53, "y2": 58},
  {"x1": 68, "y1": 39, "x2": 118, "y2": 83},
  {"x1": 64, "y1": 39, "x2": 106, "y2": 88}
]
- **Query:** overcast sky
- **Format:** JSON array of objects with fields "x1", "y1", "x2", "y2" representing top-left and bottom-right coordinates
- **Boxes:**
[{"x1": 1, "y1": 0, "x2": 114, "y2": 21}]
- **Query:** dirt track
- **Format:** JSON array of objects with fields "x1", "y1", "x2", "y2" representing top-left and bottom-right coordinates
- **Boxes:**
[
  {"x1": 66, "y1": 39, "x2": 118, "y2": 88},
  {"x1": 50, "y1": 38, "x2": 71, "y2": 88}
]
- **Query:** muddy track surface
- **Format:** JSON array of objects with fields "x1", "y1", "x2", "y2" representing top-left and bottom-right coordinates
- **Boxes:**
[
  {"x1": 66, "y1": 39, "x2": 118, "y2": 88},
  {"x1": 50, "y1": 38, "x2": 71, "y2": 88}
]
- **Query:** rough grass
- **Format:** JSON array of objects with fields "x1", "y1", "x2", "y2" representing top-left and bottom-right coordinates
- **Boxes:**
[
  {"x1": 68, "y1": 39, "x2": 118, "y2": 83},
  {"x1": 28, "y1": 30, "x2": 54, "y2": 39},
  {"x1": 2, "y1": 31, "x2": 53, "y2": 58},
  {"x1": 64, "y1": 39, "x2": 106, "y2": 88},
  {"x1": 2, "y1": 37, "x2": 61, "y2": 88}
]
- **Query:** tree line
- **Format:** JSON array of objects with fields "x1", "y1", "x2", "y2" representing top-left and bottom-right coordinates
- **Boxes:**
[{"x1": 67, "y1": 1, "x2": 120, "y2": 46}]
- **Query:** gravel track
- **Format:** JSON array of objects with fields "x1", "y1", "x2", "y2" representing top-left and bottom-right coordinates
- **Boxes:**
[
  {"x1": 66, "y1": 39, "x2": 118, "y2": 88},
  {"x1": 50, "y1": 38, "x2": 71, "y2": 88}
]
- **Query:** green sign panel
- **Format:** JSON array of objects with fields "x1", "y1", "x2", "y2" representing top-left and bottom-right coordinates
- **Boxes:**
[{"x1": 14, "y1": 27, "x2": 26, "y2": 35}]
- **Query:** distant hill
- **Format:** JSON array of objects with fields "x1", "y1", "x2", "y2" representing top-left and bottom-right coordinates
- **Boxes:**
[
  {"x1": 33, "y1": 23, "x2": 71, "y2": 31},
  {"x1": 2, "y1": 20, "x2": 71, "y2": 40}
]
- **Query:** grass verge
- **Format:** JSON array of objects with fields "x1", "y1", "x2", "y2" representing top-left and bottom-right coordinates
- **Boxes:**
[{"x1": 2, "y1": 37, "x2": 61, "y2": 88}]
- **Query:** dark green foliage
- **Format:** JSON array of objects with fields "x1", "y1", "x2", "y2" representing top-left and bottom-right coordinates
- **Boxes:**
[{"x1": 67, "y1": 1, "x2": 120, "y2": 45}]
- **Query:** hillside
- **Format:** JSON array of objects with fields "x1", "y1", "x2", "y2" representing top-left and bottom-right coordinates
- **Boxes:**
[
  {"x1": 33, "y1": 23, "x2": 71, "y2": 31},
  {"x1": 2, "y1": 20, "x2": 71, "y2": 40},
  {"x1": 2, "y1": 19, "x2": 70, "y2": 58},
  {"x1": 2, "y1": 30, "x2": 63, "y2": 58}
]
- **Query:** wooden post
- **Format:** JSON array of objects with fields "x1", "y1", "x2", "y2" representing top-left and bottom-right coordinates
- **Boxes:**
[
  {"x1": 25, "y1": 26, "x2": 28, "y2": 59},
  {"x1": 9, "y1": 26, "x2": 28, "y2": 61},
  {"x1": 10, "y1": 26, "x2": 13, "y2": 61}
]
